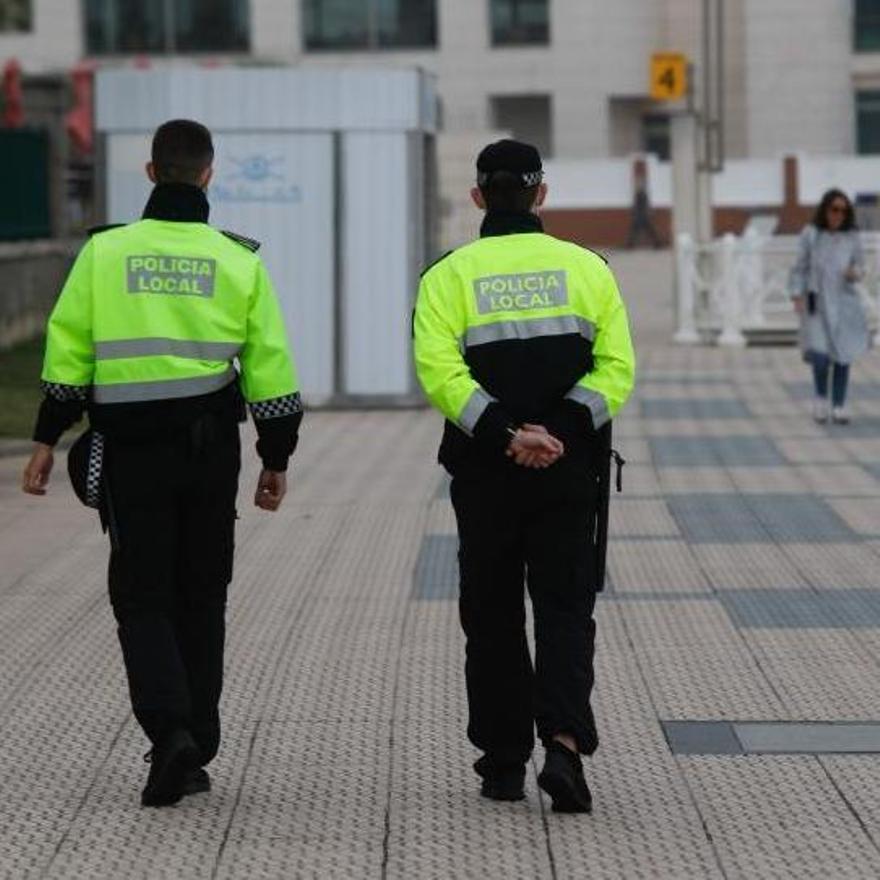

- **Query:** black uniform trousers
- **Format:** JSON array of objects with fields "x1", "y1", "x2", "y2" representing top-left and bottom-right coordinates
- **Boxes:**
[
  {"x1": 105, "y1": 412, "x2": 240, "y2": 765},
  {"x1": 450, "y1": 458, "x2": 600, "y2": 767}
]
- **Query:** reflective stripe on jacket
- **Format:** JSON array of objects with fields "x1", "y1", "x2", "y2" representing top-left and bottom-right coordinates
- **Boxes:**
[
  {"x1": 413, "y1": 222, "x2": 635, "y2": 448},
  {"x1": 42, "y1": 219, "x2": 299, "y2": 409}
]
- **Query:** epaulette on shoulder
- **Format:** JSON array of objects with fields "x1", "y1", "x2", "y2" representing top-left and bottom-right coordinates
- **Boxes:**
[
  {"x1": 420, "y1": 249, "x2": 455, "y2": 278},
  {"x1": 585, "y1": 246, "x2": 609, "y2": 265},
  {"x1": 222, "y1": 229, "x2": 261, "y2": 252},
  {"x1": 87, "y1": 223, "x2": 126, "y2": 237}
]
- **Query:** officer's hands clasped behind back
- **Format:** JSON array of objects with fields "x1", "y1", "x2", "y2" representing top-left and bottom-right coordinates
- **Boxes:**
[{"x1": 506, "y1": 424, "x2": 564, "y2": 468}]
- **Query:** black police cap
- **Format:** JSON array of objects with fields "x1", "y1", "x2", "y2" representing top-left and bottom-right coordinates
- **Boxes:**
[{"x1": 476, "y1": 139, "x2": 544, "y2": 188}]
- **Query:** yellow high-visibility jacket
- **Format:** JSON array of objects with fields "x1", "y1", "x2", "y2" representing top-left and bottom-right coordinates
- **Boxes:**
[
  {"x1": 413, "y1": 217, "x2": 635, "y2": 469},
  {"x1": 42, "y1": 219, "x2": 298, "y2": 412}
]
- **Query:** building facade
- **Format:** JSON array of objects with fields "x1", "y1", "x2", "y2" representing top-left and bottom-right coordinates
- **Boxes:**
[
  {"x1": 3, "y1": 0, "x2": 880, "y2": 159},
  {"x1": 4, "y1": 1, "x2": 880, "y2": 248}
]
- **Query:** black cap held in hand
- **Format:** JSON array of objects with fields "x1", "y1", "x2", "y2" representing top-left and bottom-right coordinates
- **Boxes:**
[{"x1": 476, "y1": 139, "x2": 544, "y2": 188}]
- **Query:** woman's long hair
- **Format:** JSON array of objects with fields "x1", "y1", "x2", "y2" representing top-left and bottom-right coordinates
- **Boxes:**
[{"x1": 812, "y1": 188, "x2": 857, "y2": 231}]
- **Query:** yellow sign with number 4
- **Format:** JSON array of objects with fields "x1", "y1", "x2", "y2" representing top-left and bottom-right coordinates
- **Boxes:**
[{"x1": 650, "y1": 53, "x2": 688, "y2": 101}]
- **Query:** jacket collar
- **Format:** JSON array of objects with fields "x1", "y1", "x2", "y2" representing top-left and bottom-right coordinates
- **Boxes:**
[
  {"x1": 142, "y1": 183, "x2": 210, "y2": 223},
  {"x1": 480, "y1": 210, "x2": 544, "y2": 238}
]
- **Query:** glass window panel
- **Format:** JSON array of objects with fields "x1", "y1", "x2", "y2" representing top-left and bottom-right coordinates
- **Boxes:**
[
  {"x1": 491, "y1": 0, "x2": 549, "y2": 46},
  {"x1": 174, "y1": 0, "x2": 249, "y2": 52},
  {"x1": 857, "y1": 91, "x2": 880, "y2": 154},
  {"x1": 84, "y1": 0, "x2": 165, "y2": 54},
  {"x1": 642, "y1": 113, "x2": 671, "y2": 160},
  {"x1": 376, "y1": 0, "x2": 436, "y2": 48},
  {"x1": 855, "y1": 0, "x2": 880, "y2": 51},
  {"x1": 0, "y1": 0, "x2": 31, "y2": 32},
  {"x1": 303, "y1": 0, "x2": 370, "y2": 50},
  {"x1": 490, "y1": 94, "x2": 553, "y2": 157}
]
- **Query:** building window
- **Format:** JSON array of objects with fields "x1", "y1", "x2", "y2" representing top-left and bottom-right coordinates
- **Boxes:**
[
  {"x1": 642, "y1": 113, "x2": 670, "y2": 160},
  {"x1": 855, "y1": 0, "x2": 880, "y2": 51},
  {"x1": 0, "y1": 0, "x2": 31, "y2": 32},
  {"x1": 303, "y1": 0, "x2": 437, "y2": 51},
  {"x1": 490, "y1": 94, "x2": 553, "y2": 158},
  {"x1": 84, "y1": 0, "x2": 249, "y2": 54},
  {"x1": 857, "y1": 90, "x2": 880, "y2": 153},
  {"x1": 491, "y1": 0, "x2": 549, "y2": 46}
]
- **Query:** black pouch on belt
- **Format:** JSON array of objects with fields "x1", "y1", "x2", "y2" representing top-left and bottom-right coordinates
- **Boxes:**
[
  {"x1": 67, "y1": 428, "x2": 120, "y2": 547},
  {"x1": 807, "y1": 291, "x2": 817, "y2": 315}
]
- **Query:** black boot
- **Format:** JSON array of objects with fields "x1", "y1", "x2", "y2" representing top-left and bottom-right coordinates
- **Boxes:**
[
  {"x1": 182, "y1": 767, "x2": 211, "y2": 796},
  {"x1": 538, "y1": 741, "x2": 592, "y2": 814},
  {"x1": 474, "y1": 755, "x2": 526, "y2": 802},
  {"x1": 141, "y1": 729, "x2": 200, "y2": 808}
]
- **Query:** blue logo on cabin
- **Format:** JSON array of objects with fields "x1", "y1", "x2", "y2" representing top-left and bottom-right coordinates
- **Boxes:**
[{"x1": 213, "y1": 154, "x2": 302, "y2": 204}]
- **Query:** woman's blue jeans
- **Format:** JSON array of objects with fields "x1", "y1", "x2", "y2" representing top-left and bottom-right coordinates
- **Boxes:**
[{"x1": 812, "y1": 354, "x2": 850, "y2": 407}]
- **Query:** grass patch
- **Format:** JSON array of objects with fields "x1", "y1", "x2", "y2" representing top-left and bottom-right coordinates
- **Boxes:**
[{"x1": 0, "y1": 337, "x2": 44, "y2": 438}]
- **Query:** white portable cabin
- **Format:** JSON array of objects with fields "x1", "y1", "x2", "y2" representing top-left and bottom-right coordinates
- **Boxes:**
[{"x1": 95, "y1": 67, "x2": 438, "y2": 405}]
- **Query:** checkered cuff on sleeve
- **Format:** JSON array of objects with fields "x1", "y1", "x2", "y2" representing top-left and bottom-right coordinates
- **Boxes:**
[
  {"x1": 41, "y1": 381, "x2": 89, "y2": 403},
  {"x1": 249, "y1": 392, "x2": 303, "y2": 421}
]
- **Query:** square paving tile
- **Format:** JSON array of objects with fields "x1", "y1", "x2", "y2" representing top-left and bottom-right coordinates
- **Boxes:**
[
  {"x1": 718, "y1": 588, "x2": 880, "y2": 629},
  {"x1": 666, "y1": 494, "x2": 859, "y2": 543},
  {"x1": 641, "y1": 398, "x2": 752, "y2": 419},
  {"x1": 785, "y1": 381, "x2": 880, "y2": 402},
  {"x1": 413, "y1": 535, "x2": 458, "y2": 600},
  {"x1": 662, "y1": 721, "x2": 743, "y2": 755},
  {"x1": 649, "y1": 435, "x2": 786, "y2": 467}
]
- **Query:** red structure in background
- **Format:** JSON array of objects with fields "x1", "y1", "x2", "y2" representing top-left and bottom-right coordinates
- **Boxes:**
[
  {"x1": 2, "y1": 59, "x2": 24, "y2": 128},
  {"x1": 542, "y1": 155, "x2": 814, "y2": 250},
  {"x1": 66, "y1": 62, "x2": 95, "y2": 154}
]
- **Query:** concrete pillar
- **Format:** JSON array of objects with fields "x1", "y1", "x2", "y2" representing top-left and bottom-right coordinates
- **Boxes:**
[
  {"x1": 674, "y1": 233, "x2": 700, "y2": 344},
  {"x1": 671, "y1": 114, "x2": 701, "y2": 344},
  {"x1": 671, "y1": 113, "x2": 699, "y2": 242},
  {"x1": 718, "y1": 233, "x2": 746, "y2": 346}
]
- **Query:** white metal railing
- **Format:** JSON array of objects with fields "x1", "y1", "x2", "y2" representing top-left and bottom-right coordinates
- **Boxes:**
[{"x1": 674, "y1": 231, "x2": 880, "y2": 346}]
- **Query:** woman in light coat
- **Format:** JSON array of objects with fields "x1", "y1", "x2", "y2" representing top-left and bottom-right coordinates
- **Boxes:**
[{"x1": 790, "y1": 189, "x2": 870, "y2": 423}]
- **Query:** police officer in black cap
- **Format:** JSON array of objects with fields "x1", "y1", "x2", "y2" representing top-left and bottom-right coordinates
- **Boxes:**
[{"x1": 414, "y1": 140, "x2": 635, "y2": 813}]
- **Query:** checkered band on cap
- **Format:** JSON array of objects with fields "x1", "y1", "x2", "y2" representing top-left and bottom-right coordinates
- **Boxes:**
[
  {"x1": 476, "y1": 169, "x2": 544, "y2": 188},
  {"x1": 85, "y1": 431, "x2": 105, "y2": 509},
  {"x1": 42, "y1": 381, "x2": 88, "y2": 403},
  {"x1": 249, "y1": 392, "x2": 303, "y2": 421}
]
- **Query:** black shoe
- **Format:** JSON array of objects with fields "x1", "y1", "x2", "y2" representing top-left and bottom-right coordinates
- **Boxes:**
[
  {"x1": 474, "y1": 755, "x2": 526, "y2": 802},
  {"x1": 141, "y1": 730, "x2": 200, "y2": 808},
  {"x1": 182, "y1": 767, "x2": 211, "y2": 796},
  {"x1": 538, "y1": 741, "x2": 592, "y2": 814}
]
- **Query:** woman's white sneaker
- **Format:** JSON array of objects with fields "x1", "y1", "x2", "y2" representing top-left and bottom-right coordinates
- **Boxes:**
[
  {"x1": 831, "y1": 406, "x2": 850, "y2": 424},
  {"x1": 812, "y1": 400, "x2": 829, "y2": 423}
]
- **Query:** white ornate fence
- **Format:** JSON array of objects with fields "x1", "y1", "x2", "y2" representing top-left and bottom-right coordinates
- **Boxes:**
[{"x1": 674, "y1": 231, "x2": 880, "y2": 346}]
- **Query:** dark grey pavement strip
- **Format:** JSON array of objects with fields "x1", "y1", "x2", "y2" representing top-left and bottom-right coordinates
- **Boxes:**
[
  {"x1": 413, "y1": 534, "x2": 458, "y2": 600},
  {"x1": 663, "y1": 721, "x2": 745, "y2": 755},
  {"x1": 638, "y1": 375, "x2": 733, "y2": 384},
  {"x1": 666, "y1": 493, "x2": 859, "y2": 543},
  {"x1": 600, "y1": 589, "x2": 880, "y2": 629},
  {"x1": 819, "y1": 418, "x2": 880, "y2": 438},
  {"x1": 641, "y1": 398, "x2": 752, "y2": 419},
  {"x1": 785, "y1": 381, "x2": 880, "y2": 401},
  {"x1": 718, "y1": 589, "x2": 880, "y2": 629},
  {"x1": 649, "y1": 435, "x2": 786, "y2": 467},
  {"x1": 598, "y1": 591, "x2": 716, "y2": 603},
  {"x1": 663, "y1": 721, "x2": 880, "y2": 755}
]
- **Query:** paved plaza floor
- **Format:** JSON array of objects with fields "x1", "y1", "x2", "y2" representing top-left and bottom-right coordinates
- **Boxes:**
[{"x1": 3, "y1": 252, "x2": 880, "y2": 878}]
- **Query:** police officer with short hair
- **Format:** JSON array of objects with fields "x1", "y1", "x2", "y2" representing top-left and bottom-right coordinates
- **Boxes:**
[
  {"x1": 22, "y1": 119, "x2": 302, "y2": 807},
  {"x1": 413, "y1": 140, "x2": 635, "y2": 813}
]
